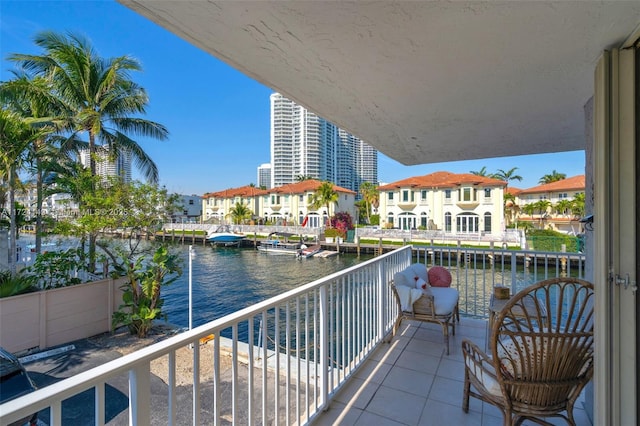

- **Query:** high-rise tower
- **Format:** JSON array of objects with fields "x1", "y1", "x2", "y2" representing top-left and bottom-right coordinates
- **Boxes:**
[
  {"x1": 79, "y1": 147, "x2": 132, "y2": 183},
  {"x1": 270, "y1": 93, "x2": 377, "y2": 194}
]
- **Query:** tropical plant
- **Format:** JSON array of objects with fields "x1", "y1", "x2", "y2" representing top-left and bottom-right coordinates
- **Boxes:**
[
  {"x1": 10, "y1": 30, "x2": 169, "y2": 271},
  {"x1": 539, "y1": 170, "x2": 566, "y2": 184},
  {"x1": 359, "y1": 181, "x2": 379, "y2": 224},
  {"x1": 522, "y1": 203, "x2": 536, "y2": 219},
  {"x1": 571, "y1": 193, "x2": 586, "y2": 218},
  {"x1": 228, "y1": 202, "x2": 252, "y2": 224},
  {"x1": 329, "y1": 211, "x2": 354, "y2": 237},
  {"x1": 112, "y1": 246, "x2": 182, "y2": 337},
  {"x1": 493, "y1": 167, "x2": 523, "y2": 188},
  {"x1": 309, "y1": 181, "x2": 339, "y2": 219},
  {"x1": 554, "y1": 199, "x2": 573, "y2": 216},
  {"x1": 0, "y1": 109, "x2": 39, "y2": 274},
  {"x1": 470, "y1": 166, "x2": 495, "y2": 177},
  {"x1": 27, "y1": 248, "x2": 85, "y2": 289},
  {"x1": 0, "y1": 270, "x2": 37, "y2": 298}
]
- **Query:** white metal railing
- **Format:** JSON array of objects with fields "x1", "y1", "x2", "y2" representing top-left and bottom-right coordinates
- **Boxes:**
[
  {"x1": 412, "y1": 245, "x2": 585, "y2": 318},
  {"x1": 0, "y1": 247, "x2": 412, "y2": 426}
]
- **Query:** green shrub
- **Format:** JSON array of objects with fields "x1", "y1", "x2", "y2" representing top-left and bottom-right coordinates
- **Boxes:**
[
  {"x1": 0, "y1": 270, "x2": 37, "y2": 298},
  {"x1": 526, "y1": 229, "x2": 580, "y2": 252}
]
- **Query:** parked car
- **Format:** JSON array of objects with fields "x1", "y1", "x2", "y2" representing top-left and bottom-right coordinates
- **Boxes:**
[{"x1": 0, "y1": 347, "x2": 38, "y2": 426}]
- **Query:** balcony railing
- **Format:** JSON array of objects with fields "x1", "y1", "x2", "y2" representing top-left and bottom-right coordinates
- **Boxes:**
[{"x1": 0, "y1": 245, "x2": 584, "y2": 425}]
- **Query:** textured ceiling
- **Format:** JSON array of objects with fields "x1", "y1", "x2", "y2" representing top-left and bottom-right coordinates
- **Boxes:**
[{"x1": 119, "y1": 1, "x2": 640, "y2": 165}]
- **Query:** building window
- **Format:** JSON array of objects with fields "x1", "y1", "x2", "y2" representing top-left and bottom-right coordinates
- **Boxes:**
[
  {"x1": 421, "y1": 190, "x2": 427, "y2": 200},
  {"x1": 445, "y1": 189, "x2": 451, "y2": 200},
  {"x1": 459, "y1": 187, "x2": 476, "y2": 202},
  {"x1": 387, "y1": 212, "x2": 394, "y2": 227},
  {"x1": 444, "y1": 212, "x2": 452, "y2": 232},
  {"x1": 484, "y1": 212, "x2": 492, "y2": 232},
  {"x1": 558, "y1": 193, "x2": 568, "y2": 199},
  {"x1": 456, "y1": 214, "x2": 479, "y2": 233},
  {"x1": 188, "y1": 199, "x2": 194, "y2": 205},
  {"x1": 402, "y1": 190, "x2": 414, "y2": 202},
  {"x1": 420, "y1": 212, "x2": 427, "y2": 228},
  {"x1": 299, "y1": 195, "x2": 304, "y2": 202},
  {"x1": 388, "y1": 192, "x2": 394, "y2": 200},
  {"x1": 484, "y1": 188, "x2": 491, "y2": 198}
]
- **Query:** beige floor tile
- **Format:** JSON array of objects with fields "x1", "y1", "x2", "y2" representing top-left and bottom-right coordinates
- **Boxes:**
[
  {"x1": 381, "y1": 365, "x2": 435, "y2": 397},
  {"x1": 366, "y1": 385, "x2": 427, "y2": 425}
]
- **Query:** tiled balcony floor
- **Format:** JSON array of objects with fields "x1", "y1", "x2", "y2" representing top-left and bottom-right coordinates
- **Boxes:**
[{"x1": 313, "y1": 318, "x2": 592, "y2": 426}]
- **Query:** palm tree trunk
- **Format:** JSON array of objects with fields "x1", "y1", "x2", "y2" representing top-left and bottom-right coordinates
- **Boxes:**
[
  {"x1": 88, "y1": 132, "x2": 96, "y2": 273},
  {"x1": 8, "y1": 166, "x2": 16, "y2": 275},
  {"x1": 35, "y1": 161, "x2": 43, "y2": 254}
]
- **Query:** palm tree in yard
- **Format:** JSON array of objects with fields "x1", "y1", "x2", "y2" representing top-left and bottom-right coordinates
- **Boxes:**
[
  {"x1": 228, "y1": 202, "x2": 252, "y2": 225},
  {"x1": 539, "y1": 170, "x2": 566, "y2": 184},
  {"x1": 0, "y1": 73, "x2": 72, "y2": 254},
  {"x1": 493, "y1": 167, "x2": 523, "y2": 188},
  {"x1": 359, "y1": 181, "x2": 378, "y2": 224},
  {"x1": 554, "y1": 199, "x2": 573, "y2": 217},
  {"x1": 9, "y1": 31, "x2": 169, "y2": 271},
  {"x1": 0, "y1": 109, "x2": 41, "y2": 274},
  {"x1": 470, "y1": 166, "x2": 495, "y2": 177},
  {"x1": 310, "y1": 181, "x2": 339, "y2": 223}
]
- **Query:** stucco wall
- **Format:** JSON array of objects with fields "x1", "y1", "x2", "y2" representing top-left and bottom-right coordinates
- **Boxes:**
[{"x1": 0, "y1": 277, "x2": 125, "y2": 354}]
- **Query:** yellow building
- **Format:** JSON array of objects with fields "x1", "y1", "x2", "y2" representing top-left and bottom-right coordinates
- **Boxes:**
[{"x1": 202, "y1": 185, "x2": 267, "y2": 223}]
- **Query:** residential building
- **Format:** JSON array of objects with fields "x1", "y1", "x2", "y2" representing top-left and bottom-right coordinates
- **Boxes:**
[
  {"x1": 256, "y1": 163, "x2": 271, "y2": 189},
  {"x1": 79, "y1": 147, "x2": 132, "y2": 183},
  {"x1": 270, "y1": 93, "x2": 377, "y2": 194},
  {"x1": 377, "y1": 171, "x2": 506, "y2": 234},
  {"x1": 261, "y1": 179, "x2": 356, "y2": 227},
  {"x1": 202, "y1": 185, "x2": 267, "y2": 224},
  {"x1": 171, "y1": 195, "x2": 203, "y2": 223},
  {"x1": 516, "y1": 175, "x2": 586, "y2": 234}
]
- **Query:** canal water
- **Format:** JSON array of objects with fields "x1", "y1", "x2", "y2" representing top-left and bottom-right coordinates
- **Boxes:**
[{"x1": 147, "y1": 245, "x2": 372, "y2": 329}]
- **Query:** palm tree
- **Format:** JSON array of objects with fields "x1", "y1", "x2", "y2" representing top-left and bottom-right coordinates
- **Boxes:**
[
  {"x1": 10, "y1": 31, "x2": 169, "y2": 271},
  {"x1": 9, "y1": 31, "x2": 169, "y2": 183},
  {"x1": 295, "y1": 175, "x2": 313, "y2": 182},
  {"x1": 470, "y1": 166, "x2": 495, "y2": 177},
  {"x1": 539, "y1": 170, "x2": 566, "y2": 184},
  {"x1": 522, "y1": 203, "x2": 536, "y2": 220},
  {"x1": 0, "y1": 109, "x2": 39, "y2": 274},
  {"x1": 554, "y1": 199, "x2": 573, "y2": 217},
  {"x1": 228, "y1": 202, "x2": 252, "y2": 225},
  {"x1": 571, "y1": 193, "x2": 585, "y2": 218},
  {"x1": 309, "y1": 181, "x2": 339, "y2": 223},
  {"x1": 359, "y1": 181, "x2": 378, "y2": 224},
  {"x1": 0, "y1": 73, "x2": 72, "y2": 254},
  {"x1": 493, "y1": 167, "x2": 523, "y2": 188}
]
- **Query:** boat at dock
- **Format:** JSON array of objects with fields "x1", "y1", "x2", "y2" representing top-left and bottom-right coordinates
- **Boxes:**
[
  {"x1": 257, "y1": 232, "x2": 305, "y2": 255},
  {"x1": 206, "y1": 225, "x2": 246, "y2": 247},
  {"x1": 297, "y1": 244, "x2": 322, "y2": 258}
]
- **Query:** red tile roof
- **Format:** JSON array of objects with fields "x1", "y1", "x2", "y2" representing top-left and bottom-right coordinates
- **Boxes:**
[
  {"x1": 506, "y1": 187, "x2": 523, "y2": 196},
  {"x1": 202, "y1": 185, "x2": 269, "y2": 199},
  {"x1": 377, "y1": 171, "x2": 506, "y2": 190},
  {"x1": 270, "y1": 179, "x2": 356, "y2": 195},
  {"x1": 519, "y1": 175, "x2": 585, "y2": 194}
]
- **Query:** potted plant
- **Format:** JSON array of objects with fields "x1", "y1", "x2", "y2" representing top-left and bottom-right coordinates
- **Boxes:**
[{"x1": 324, "y1": 227, "x2": 341, "y2": 243}]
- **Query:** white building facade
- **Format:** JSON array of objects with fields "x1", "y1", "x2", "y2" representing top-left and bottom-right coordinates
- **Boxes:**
[
  {"x1": 378, "y1": 172, "x2": 506, "y2": 234},
  {"x1": 79, "y1": 147, "x2": 132, "y2": 183},
  {"x1": 270, "y1": 93, "x2": 377, "y2": 194}
]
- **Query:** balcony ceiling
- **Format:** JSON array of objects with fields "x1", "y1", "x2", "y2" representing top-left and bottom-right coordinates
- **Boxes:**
[{"x1": 119, "y1": 1, "x2": 640, "y2": 165}]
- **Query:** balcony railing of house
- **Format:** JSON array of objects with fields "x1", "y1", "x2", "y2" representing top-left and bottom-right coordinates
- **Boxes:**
[{"x1": 0, "y1": 245, "x2": 584, "y2": 425}]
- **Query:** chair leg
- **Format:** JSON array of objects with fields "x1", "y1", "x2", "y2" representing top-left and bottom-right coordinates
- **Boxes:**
[
  {"x1": 462, "y1": 368, "x2": 471, "y2": 413},
  {"x1": 455, "y1": 303, "x2": 460, "y2": 322},
  {"x1": 441, "y1": 322, "x2": 450, "y2": 355}
]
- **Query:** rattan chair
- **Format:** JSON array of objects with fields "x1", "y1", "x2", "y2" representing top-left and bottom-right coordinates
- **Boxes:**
[{"x1": 462, "y1": 277, "x2": 594, "y2": 426}]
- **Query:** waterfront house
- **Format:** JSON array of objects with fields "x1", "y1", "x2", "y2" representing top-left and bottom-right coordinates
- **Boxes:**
[
  {"x1": 171, "y1": 194, "x2": 202, "y2": 224},
  {"x1": 202, "y1": 185, "x2": 268, "y2": 224},
  {"x1": 261, "y1": 179, "x2": 357, "y2": 227},
  {"x1": 517, "y1": 175, "x2": 586, "y2": 234},
  {"x1": 377, "y1": 172, "x2": 506, "y2": 235}
]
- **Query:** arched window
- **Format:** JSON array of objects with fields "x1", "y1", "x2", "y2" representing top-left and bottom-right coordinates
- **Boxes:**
[
  {"x1": 484, "y1": 212, "x2": 492, "y2": 232},
  {"x1": 444, "y1": 212, "x2": 452, "y2": 232},
  {"x1": 420, "y1": 212, "x2": 428, "y2": 229},
  {"x1": 456, "y1": 213, "x2": 479, "y2": 233},
  {"x1": 388, "y1": 212, "x2": 394, "y2": 228}
]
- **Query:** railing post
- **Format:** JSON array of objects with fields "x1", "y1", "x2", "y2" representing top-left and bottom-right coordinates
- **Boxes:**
[
  {"x1": 319, "y1": 285, "x2": 329, "y2": 411},
  {"x1": 511, "y1": 252, "x2": 517, "y2": 292},
  {"x1": 378, "y1": 260, "x2": 386, "y2": 340},
  {"x1": 129, "y1": 363, "x2": 151, "y2": 426}
]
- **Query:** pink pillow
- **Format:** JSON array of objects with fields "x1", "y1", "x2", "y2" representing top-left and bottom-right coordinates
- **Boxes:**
[{"x1": 428, "y1": 266, "x2": 452, "y2": 287}]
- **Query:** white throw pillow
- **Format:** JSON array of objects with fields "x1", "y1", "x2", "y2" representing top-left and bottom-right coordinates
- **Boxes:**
[{"x1": 415, "y1": 277, "x2": 430, "y2": 291}]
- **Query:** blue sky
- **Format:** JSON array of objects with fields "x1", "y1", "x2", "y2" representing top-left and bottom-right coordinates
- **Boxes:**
[{"x1": 1, "y1": 1, "x2": 586, "y2": 195}]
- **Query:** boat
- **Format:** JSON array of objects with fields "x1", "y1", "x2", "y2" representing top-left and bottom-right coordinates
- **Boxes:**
[
  {"x1": 257, "y1": 232, "x2": 304, "y2": 255},
  {"x1": 206, "y1": 225, "x2": 246, "y2": 247},
  {"x1": 297, "y1": 244, "x2": 322, "y2": 258}
]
